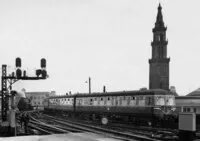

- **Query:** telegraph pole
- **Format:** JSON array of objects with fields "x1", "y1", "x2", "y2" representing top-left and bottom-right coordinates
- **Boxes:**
[{"x1": 89, "y1": 77, "x2": 91, "y2": 94}]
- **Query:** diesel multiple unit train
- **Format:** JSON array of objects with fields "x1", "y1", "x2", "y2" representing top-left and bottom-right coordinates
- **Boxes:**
[{"x1": 44, "y1": 89, "x2": 178, "y2": 128}]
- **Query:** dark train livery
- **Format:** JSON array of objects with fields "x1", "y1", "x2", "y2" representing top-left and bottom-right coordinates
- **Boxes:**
[
  {"x1": 44, "y1": 89, "x2": 178, "y2": 127},
  {"x1": 17, "y1": 97, "x2": 33, "y2": 111}
]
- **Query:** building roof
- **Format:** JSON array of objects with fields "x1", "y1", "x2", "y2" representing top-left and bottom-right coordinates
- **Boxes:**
[
  {"x1": 186, "y1": 88, "x2": 200, "y2": 96},
  {"x1": 26, "y1": 92, "x2": 50, "y2": 95},
  {"x1": 172, "y1": 92, "x2": 179, "y2": 97}
]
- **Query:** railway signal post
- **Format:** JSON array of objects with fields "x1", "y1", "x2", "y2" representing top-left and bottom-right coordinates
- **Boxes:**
[{"x1": 0, "y1": 57, "x2": 48, "y2": 136}]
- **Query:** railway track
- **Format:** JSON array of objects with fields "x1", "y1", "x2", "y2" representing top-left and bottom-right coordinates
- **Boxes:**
[
  {"x1": 33, "y1": 113, "x2": 176, "y2": 141},
  {"x1": 43, "y1": 113, "x2": 178, "y2": 140},
  {"x1": 29, "y1": 115, "x2": 82, "y2": 134},
  {"x1": 28, "y1": 123, "x2": 53, "y2": 134},
  {"x1": 98, "y1": 121, "x2": 178, "y2": 140}
]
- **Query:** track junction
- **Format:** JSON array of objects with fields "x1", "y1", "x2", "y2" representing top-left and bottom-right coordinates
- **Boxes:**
[{"x1": 21, "y1": 111, "x2": 180, "y2": 141}]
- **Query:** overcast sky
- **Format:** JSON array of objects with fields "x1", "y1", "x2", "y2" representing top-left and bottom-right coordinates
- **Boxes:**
[{"x1": 0, "y1": 0, "x2": 199, "y2": 96}]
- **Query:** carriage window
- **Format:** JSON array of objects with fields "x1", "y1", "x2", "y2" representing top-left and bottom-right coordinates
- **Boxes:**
[
  {"x1": 138, "y1": 96, "x2": 145, "y2": 106},
  {"x1": 166, "y1": 96, "x2": 175, "y2": 106},
  {"x1": 132, "y1": 97, "x2": 135, "y2": 100},
  {"x1": 101, "y1": 98, "x2": 103, "y2": 101},
  {"x1": 183, "y1": 108, "x2": 187, "y2": 112},
  {"x1": 79, "y1": 99, "x2": 82, "y2": 105},
  {"x1": 108, "y1": 97, "x2": 110, "y2": 101},
  {"x1": 187, "y1": 108, "x2": 190, "y2": 112}
]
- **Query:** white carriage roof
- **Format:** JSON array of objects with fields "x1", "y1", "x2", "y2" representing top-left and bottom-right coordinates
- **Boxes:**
[{"x1": 49, "y1": 89, "x2": 175, "y2": 99}]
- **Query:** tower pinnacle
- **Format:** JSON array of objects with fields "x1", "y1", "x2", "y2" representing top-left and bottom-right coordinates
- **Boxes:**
[{"x1": 155, "y1": 3, "x2": 165, "y2": 29}]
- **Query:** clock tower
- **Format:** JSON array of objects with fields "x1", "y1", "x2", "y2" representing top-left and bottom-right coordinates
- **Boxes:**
[{"x1": 149, "y1": 3, "x2": 170, "y2": 90}]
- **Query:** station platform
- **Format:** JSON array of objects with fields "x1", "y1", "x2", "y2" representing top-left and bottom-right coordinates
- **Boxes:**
[{"x1": 0, "y1": 132, "x2": 122, "y2": 141}]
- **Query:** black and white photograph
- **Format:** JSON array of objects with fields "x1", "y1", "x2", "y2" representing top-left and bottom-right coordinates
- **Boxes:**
[{"x1": 0, "y1": 0, "x2": 199, "y2": 141}]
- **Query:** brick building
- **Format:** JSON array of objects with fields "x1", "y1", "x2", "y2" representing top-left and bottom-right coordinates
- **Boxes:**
[{"x1": 25, "y1": 91, "x2": 56, "y2": 109}]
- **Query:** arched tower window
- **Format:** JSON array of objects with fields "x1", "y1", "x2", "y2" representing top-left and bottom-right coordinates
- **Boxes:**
[
  {"x1": 160, "y1": 34, "x2": 163, "y2": 41},
  {"x1": 157, "y1": 35, "x2": 160, "y2": 41}
]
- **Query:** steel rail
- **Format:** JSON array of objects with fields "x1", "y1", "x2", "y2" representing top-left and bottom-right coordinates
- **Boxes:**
[{"x1": 40, "y1": 114, "x2": 162, "y2": 141}]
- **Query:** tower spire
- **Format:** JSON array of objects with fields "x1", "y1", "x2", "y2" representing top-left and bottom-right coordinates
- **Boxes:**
[{"x1": 155, "y1": 3, "x2": 165, "y2": 28}]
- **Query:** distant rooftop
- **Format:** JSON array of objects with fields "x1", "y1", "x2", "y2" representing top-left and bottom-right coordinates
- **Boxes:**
[
  {"x1": 186, "y1": 88, "x2": 200, "y2": 96},
  {"x1": 25, "y1": 91, "x2": 56, "y2": 96},
  {"x1": 26, "y1": 92, "x2": 50, "y2": 95},
  {"x1": 171, "y1": 92, "x2": 179, "y2": 97}
]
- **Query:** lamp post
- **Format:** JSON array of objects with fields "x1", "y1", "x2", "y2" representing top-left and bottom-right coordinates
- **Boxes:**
[
  {"x1": 89, "y1": 77, "x2": 91, "y2": 94},
  {"x1": 85, "y1": 77, "x2": 91, "y2": 94}
]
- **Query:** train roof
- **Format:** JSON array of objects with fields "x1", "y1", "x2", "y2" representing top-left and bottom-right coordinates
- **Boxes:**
[
  {"x1": 49, "y1": 89, "x2": 174, "y2": 99},
  {"x1": 48, "y1": 95, "x2": 75, "y2": 99},
  {"x1": 76, "y1": 89, "x2": 174, "y2": 97}
]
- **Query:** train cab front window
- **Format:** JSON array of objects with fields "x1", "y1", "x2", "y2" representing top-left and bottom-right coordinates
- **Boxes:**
[
  {"x1": 166, "y1": 96, "x2": 175, "y2": 106},
  {"x1": 155, "y1": 96, "x2": 165, "y2": 105}
]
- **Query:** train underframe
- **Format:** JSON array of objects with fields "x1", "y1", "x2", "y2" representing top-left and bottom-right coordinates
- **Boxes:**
[{"x1": 44, "y1": 107, "x2": 178, "y2": 129}]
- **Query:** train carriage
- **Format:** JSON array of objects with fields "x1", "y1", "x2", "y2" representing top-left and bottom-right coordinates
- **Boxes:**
[
  {"x1": 46, "y1": 95, "x2": 75, "y2": 113},
  {"x1": 44, "y1": 89, "x2": 177, "y2": 127},
  {"x1": 74, "y1": 89, "x2": 176, "y2": 125}
]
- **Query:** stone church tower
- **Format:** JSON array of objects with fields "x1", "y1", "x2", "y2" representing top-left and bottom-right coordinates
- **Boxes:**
[{"x1": 149, "y1": 3, "x2": 170, "y2": 90}]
